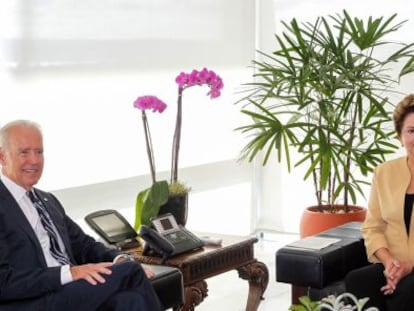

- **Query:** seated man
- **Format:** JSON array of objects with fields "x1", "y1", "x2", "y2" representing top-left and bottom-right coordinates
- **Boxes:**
[{"x1": 0, "y1": 120, "x2": 162, "y2": 310}]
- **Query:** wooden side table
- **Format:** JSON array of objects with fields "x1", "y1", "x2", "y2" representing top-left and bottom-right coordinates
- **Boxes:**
[{"x1": 128, "y1": 235, "x2": 269, "y2": 311}]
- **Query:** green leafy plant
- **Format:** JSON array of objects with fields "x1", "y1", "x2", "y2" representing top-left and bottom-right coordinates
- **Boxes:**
[
  {"x1": 133, "y1": 180, "x2": 192, "y2": 229},
  {"x1": 133, "y1": 68, "x2": 223, "y2": 228},
  {"x1": 290, "y1": 293, "x2": 379, "y2": 311},
  {"x1": 134, "y1": 180, "x2": 169, "y2": 229},
  {"x1": 290, "y1": 296, "x2": 319, "y2": 311},
  {"x1": 236, "y1": 10, "x2": 414, "y2": 212},
  {"x1": 168, "y1": 181, "x2": 191, "y2": 196}
]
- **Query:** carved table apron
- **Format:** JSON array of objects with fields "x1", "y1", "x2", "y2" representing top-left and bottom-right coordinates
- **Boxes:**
[{"x1": 128, "y1": 235, "x2": 269, "y2": 311}]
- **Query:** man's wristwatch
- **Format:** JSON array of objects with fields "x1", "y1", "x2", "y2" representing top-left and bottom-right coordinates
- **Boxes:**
[{"x1": 112, "y1": 254, "x2": 135, "y2": 264}]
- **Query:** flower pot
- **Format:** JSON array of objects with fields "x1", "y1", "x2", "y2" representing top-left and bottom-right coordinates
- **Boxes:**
[
  {"x1": 299, "y1": 205, "x2": 367, "y2": 238},
  {"x1": 158, "y1": 193, "x2": 188, "y2": 226}
]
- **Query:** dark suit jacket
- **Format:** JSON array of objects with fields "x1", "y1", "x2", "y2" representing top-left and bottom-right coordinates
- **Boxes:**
[{"x1": 0, "y1": 180, "x2": 119, "y2": 304}]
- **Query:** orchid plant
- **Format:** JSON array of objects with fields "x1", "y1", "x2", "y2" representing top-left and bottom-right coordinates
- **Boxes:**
[{"x1": 133, "y1": 68, "x2": 223, "y2": 228}]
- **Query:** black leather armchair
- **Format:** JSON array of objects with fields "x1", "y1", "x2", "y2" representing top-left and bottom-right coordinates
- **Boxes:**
[
  {"x1": 275, "y1": 222, "x2": 369, "y2": 304},
  {"x1": 146, "y1": 264, "x2": 184, "y2": 310}
]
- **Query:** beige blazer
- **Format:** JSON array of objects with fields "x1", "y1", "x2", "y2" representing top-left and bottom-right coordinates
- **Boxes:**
[{"x1": 362, "y1": 156, "x2": 414, "y2": 264}]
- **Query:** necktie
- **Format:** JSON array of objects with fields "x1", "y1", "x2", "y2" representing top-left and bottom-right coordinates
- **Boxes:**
[{"x1": 27, "y1": 191, "x2": 71, "y2": 265}]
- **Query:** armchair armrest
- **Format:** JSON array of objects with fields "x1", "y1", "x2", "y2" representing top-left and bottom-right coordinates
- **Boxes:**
[
  {"x1": 275, "y1": 222, "x2": 369, "y2": 302},
  {"x1": 145, "y1": 264, "x2": 184, "y2": 310}
]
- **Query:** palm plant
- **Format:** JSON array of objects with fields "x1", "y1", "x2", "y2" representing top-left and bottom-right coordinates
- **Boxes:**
[{"x1": 237, "y1": 10, "x2": 414, "y2": 212}]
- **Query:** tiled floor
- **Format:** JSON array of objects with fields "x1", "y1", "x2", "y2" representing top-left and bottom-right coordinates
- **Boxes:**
[{"x1": 193, "y1": 231, "x2": 299, "y2": 311}]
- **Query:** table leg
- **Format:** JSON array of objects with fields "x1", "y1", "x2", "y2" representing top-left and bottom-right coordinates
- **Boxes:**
[
  {"x1": 176, "y1": 280, "x2": 208, "y2": 311},
  {"x1": 237, "y1": 261, "x2": 269, "y2": 311},
  {"x1": 291, "y1": 285, "x2": 307, "y2": 305}
]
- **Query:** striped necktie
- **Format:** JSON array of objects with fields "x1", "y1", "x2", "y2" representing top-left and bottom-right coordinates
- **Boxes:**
[{"x1": 27, "y1": 191, "x2": 71, "y2": 265}]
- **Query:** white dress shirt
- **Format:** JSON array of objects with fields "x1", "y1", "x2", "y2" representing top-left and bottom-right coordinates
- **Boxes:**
[{"x1": 0, "y1": 174, "x2": 72, "y2": 284}]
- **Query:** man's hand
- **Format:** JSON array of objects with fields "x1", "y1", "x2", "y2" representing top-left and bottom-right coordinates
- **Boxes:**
[
  {"x1": 144, "y1": 268, "x2": 155, "y2": 279},
  {"x1": 112, "y1": 255, "x2": 155, "y2": 279},
  {"x1": 70, "y1": 262, "x2": 113, "y2": 285}
]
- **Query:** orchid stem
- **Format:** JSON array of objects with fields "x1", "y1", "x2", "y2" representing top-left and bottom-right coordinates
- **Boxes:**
[
  {"x1": 142, "y1": 111, "x2": 156, "y2": 184},
  {"x1": 171, "y1": 87, "x2": 183, "y2": 183}
]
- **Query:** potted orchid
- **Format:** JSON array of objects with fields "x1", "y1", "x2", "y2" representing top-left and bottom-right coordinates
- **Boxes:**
[{"x1": 133, "y1": 68, "x2": 223, "y2": 229}]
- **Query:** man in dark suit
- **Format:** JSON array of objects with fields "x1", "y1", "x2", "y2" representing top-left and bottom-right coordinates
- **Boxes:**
[{"x1": 0, "y1": 120, "x2": 162, "y2": 310}]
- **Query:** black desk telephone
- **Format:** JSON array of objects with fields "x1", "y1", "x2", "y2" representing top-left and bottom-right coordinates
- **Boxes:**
[
  {"x1": 85, "y1": 210, "x2": 203, "y2": 263},
  {"x1": 141, "y1": 213, "x2": 204, "y2": 263}
]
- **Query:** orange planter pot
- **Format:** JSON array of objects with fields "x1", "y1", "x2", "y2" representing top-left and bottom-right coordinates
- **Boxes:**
[{"x1": 299, "y1": 205, "x2": 367, "y2": 238}]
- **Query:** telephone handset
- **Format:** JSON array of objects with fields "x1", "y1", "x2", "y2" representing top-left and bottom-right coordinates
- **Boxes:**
[{"x1": 139, "y1": 225, "x2": 175, "y2": 263}]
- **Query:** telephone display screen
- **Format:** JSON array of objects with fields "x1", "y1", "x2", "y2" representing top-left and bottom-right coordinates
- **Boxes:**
[
  {"x1": 160, "y1": 218, "x2": 174, "y2": 231},
  {"x1": 152, "y1": 213, "x2": 179, "y2": 234}
]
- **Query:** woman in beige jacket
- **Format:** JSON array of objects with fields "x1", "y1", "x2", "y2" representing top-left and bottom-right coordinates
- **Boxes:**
[{"x1": 346, "y1": 94, "x2": 414, "y2": 311}]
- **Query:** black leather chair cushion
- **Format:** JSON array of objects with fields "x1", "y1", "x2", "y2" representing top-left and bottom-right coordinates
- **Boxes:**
[
  {"x1": 146, "y1": 264, "x2": 184, "y2": 310},
  {"x1": 276, "y1": 222, "x2": 368, "y2": 289}
]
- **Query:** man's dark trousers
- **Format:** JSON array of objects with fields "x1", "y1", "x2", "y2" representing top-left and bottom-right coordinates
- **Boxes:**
[{"x1": 0, "y1": 261, "x2": 162, "y2": 310}]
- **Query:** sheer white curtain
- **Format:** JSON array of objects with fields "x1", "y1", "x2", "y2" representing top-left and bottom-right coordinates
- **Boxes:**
[
  {"x1": 0, "y1": 0, "x2": 254, "y2": 69},
  {"x1": 0, "y1": 0, "x2": 257, "y2": 235},
  {"x1": 0, "y1": 0, "x2": 254, "y2": 188}
]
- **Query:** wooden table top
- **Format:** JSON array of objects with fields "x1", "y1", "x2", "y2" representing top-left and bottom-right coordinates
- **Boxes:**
[{"x1": 127, "y1": 234, "x2": 259, "y2": 284}]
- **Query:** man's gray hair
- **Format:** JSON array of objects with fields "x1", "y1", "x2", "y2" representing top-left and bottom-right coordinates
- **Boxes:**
[{"x1": 0, "y1": 120, "x2": 42, "y2": 149}]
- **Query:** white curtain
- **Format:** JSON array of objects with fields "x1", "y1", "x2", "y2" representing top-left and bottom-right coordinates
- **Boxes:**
[
  {"x1": 0, "y1": 0, "x2": 257, "y2": 236},
  {"x1": 0, "y1": 0, "x2": 255, "y2": 190}
]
